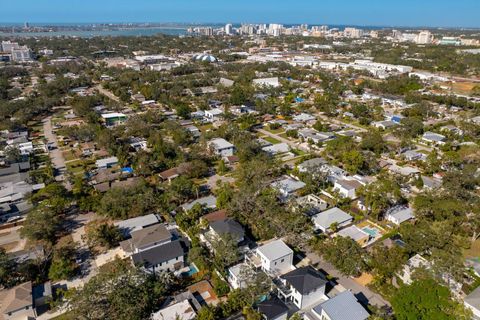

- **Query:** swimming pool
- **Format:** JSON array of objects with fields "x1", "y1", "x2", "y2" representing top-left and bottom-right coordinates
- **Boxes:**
[
  {"x1": 182, "y1": 264, "x2": 199, "y2": 277},
  {"x1": 362, "y1": 227, "x2": 380, "y2": 238}
]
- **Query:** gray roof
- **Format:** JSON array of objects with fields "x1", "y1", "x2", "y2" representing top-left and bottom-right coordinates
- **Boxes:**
[
  {"x1": 114, "y1": 214, "x2": 160, "y2": 236},
  {"x1": 127, "y1": 224, "x2": 171, "y2": 250},
  {"x1": 422, "y1": 131, "x2": 446, "y2": 142},
  {"x1": 257, "y1": 296, "x2": 289, "y2": 320},
  {"x1": 271, "y1": 177, "x2": 306, "y2": 193},
  {"x1": 312, "y1": 207, "x2": 353, "y2": 230},
  {"x1": 210, "y1": 218, "x2": 245, "y2": 240},
  {"x1": 298, "y1": 158, "x2": 327, "y2": 171},
  {"x1": 386, "y1": 206, "x2": 414, "y2": 224},
  {"x1": 209, "y1": 138, "x2": 234, "y2": 150},
  {"x1": 262, "y1": 143, "x2": 290, "y2": 155},
  {"x1": 465, "y1": 286, "x2": 480, "y2": 310},
  {"x1": 281, "y1": 266, "x2": 328, "y2": 295},
  {"x1": 257, "y1": 239, "x2": 292, "y2": 261},
  {"x1": 337, "y1": 225, "x2": 369, "y2": 241},
  {"x1": 182, "y1": 195, "x2": 217, "y2": 211},
  {"x1": 132, "y1": 240, "x2": 185, "y2": 267},
  {"x1": 313, "y1": 291, "x2": 369, "y2": 320}
]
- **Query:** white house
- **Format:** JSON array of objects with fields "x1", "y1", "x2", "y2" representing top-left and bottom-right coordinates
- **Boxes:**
[
  {"x1": 334, "y1": 179, "x2": 363, "y2": 199},
  {"x1": 271, "y1": 176, "x2": 306, "y2": 199},
  {"x1": 95, "y1": 156, "x2": 119, "y2": 169},
  {"x1": 249, "y1": 239, "x2": 294, "y2": 275},
  {"x1": 385, "y1": 206, "x2": 414, "y2": 225},
  {"x1": 204, "y1": 108, "x2": 223, "y2": 122},
  {"x1": 312, "y1": 207, "x2": 353, "y2": 232},
  {"x1": 253, "y1": 77, "x2": 280, "y2": 88},
  {"x1": 278, "y1": 266, "x2": 328, "y2": 309},
  {"x1": 151, "y1": 300, "x2": 196, "y2": 320},
  {"x1": 209, "y1": 138, "x2": 235, "y2": 157},
  {"x1": 228, "y1": 263, "x2": 252, "y2": 290}
]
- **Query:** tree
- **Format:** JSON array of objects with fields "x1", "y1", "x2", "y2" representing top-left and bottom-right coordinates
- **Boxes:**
[
  {"x1": 48, "y1": 236, "x2": 79, "y2": 281},
  {"x1": 370, "y1": 246, "x2": 407, "y2": 282},
  {"x1": 67, "y1": 259, "x2": 169, "y2": 320},
  {"x1": 20, "y1": 206, "x2": 60, "y2": 243},
  {"x1": 317, "y1": 237, "x2": 368, "y2": 277},
  {"x1": 208, "y1": 233, "x2": 240, "y2": 270},
  {"x1": 86, "y1": 221, "x2": 123, "y2": 251},
  {"x1": 0, "y1": 248, "x2": 17, "y2": 288},
  {"x1": 392, "y1": 278, "x2": 471, "y2": 320}
]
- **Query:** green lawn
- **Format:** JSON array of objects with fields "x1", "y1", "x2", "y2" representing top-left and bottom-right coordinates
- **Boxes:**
[
  {"x1": 263, "y1": 136, "x2": 281, "y2": 145},
  {"x1": 265, "y1": 127, "x2": 285, "y2": 134}
]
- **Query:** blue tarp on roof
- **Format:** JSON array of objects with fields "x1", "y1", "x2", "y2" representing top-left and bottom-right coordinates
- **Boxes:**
[{"x1": 122, "y1": 167, "x2": 133, "y2": 173}]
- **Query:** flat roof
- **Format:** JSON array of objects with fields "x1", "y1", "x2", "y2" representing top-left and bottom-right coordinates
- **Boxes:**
[{"x1": 257, "y1": 239, "x2": 292, "y2": 261}]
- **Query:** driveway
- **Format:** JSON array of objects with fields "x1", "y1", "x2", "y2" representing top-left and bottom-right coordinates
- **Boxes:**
[
  {"x1": 256, "y1": 128, "x2": 311, "y2": 153},
  {"x1": 42, "y1": 117, "x2": 72, "y2": 190}
]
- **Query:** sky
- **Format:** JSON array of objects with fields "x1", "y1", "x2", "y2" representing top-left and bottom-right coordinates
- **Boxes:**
[{"x1": 1, "y1": 0, "x2": 480, "y2": 28}]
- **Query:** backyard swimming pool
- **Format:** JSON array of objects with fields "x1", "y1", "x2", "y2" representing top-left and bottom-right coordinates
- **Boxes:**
[{"x1": 362, "y1": 227, "x2": 380, "y2": 238}]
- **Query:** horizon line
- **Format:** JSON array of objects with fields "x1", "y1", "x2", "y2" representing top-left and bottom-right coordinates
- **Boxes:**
[{"x1": 1, "y1": 22, "x2": 480, "y2": 30}]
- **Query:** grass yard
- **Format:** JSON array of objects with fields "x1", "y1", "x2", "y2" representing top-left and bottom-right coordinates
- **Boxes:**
[
  {"x1": 263, "y1": 136, "x2": 281, "y2": 145},
  {"x1": 66, "y1": 160, "x2": 84, "y2": 174},
  {"x1": 265, "y1": 127, "x2": 285, "y2": 134}
]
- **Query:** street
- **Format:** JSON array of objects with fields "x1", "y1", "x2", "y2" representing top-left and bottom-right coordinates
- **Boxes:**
[{"x1": 42, "y1": 117, "x2": 72, "y2": 190}]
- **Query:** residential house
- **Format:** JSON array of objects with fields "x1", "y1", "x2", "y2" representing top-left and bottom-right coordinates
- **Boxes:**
[
  {"x1": 298, "y1": 129, "x2": 335, "y2": 144},
  {"x1": 257, "y1": 296, "x2": 289, "y2": 320},
  {"x1": 298, "y1": 158, "x2": 327, "y2": 174},
  {"x1": 271, "y1": 176, "x2": 306, "y2": 199},
  {"x1": 204, "y1": 108, "x2": 223, "y2": 122},
  {"x1": 151, "y1": 299, "x2": 196, "y2": 320},
  {"x1": 294, "y1": 194, "x2": 328, "y2": 216},
  {"x1": 0, "y1": 282, "x2": 35, "y2": 320},
  {"x1": 422, "y1": 132, "x2": 446, "y2": 145},
  {"x1": 372, "y1": 120, "x2": 397, "y2": 130},
  {"x1": 336, "y1": 225, "x2": 370, "y2": 247},
  {"x1": 293, "y1": 113, "x2": 316, "y2": 123},
  {"x1": 464, "y1": 286, "x2": 480, "y2": 320},
  {"x1": 120, "y1": 224, "x2": 187, "y2": 274},
  {"x1": 228, "y1": 263, "x2": 252, "y2": 290},
  {"x1": 247, "y1": 239, "x2": 294, "y2": 275},
  {"x1": 159, "y1": 167, "x2": 181, "y2": 182},
  {"x1": 209, "y1": 138, "x2": 235, "y2": 157},
  {"x1": 334, "y1": 179, "x2": 363, "y2": 199},
  {"x1": 253, "y1": 77, "x2": 280, "y2": 88},
  {"x1": 181, "y1": 195, "x2": 217, "y2": 212},
  {"x1": 262, "y1": 143, "x2": 290, "y2": 155},
  {"x1": 397, "y1": 254, "x2": 431, "y2": 285},
  {"x1": 101, "y1": 113, "x2": 127, "y2": 127},
  {"x1": 114, "y1": 214, "x2": 161, "y2": 237},
  {"x1": 385, "y1": 206, "x2": 414, "y2": 225},
  {"x1": 121, "y1": 224, "x2": 172, "y2": 253},
  {"x1": 312, "y1": 207, "x2": 353, "y2": 232},
  {"x1": 95, "y1": 156, "x2": 119, "y2": 169},
  {"x1": 311, "y1": 290, "x2": 369, "y2": 320},
  {"x1": 205, "y1": 218, "x2": 245, "y2": 245},
  {"x1": 277, "y1": 266, "x2": 328, "y2": 309}
]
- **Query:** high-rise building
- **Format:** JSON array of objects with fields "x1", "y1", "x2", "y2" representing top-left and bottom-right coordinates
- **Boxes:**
[
  {"x1": 416, "y1": 30, "x2": 433, "y2": 44},
  {"x1": 344, "y1": 27, "x2": 364, "y2": 38},
  {"x1": 1, "y1": 41, "x2": 20, "y2": 53},
  {"x1": 11, "y1": 46, "x2": 32, "y2": 62},
  {"x1": 225, "y1": 24, "x2": 233, "y2": 35}
]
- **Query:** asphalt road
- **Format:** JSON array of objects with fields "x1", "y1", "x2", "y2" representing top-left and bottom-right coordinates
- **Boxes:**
[{"x1": 43, "y1": 117, "x2": 72, "y2": 190}]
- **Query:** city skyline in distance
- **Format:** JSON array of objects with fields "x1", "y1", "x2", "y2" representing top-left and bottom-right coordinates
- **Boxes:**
[{"x1": 1, "y1": 0, "x2": 480, "y2": 28}]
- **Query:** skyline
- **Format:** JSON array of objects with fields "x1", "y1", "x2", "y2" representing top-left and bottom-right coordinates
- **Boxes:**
[{"x1": 1, "y1": 0, "x2": 480, "y2": 28}]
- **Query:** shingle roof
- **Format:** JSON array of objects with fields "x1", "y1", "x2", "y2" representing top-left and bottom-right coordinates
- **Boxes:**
[
  {"x1": 257, "y1": 296, "x2": 289, "y2": 320},
  {"x1": 313, "y1": 291, "x2": 369, "y2": 320},
  {"x1": 0, "y1": 281, "x2": 33, "y2": 315},
  {"x1": 132, "y1": 240, "x2": 185, "y2": 267},
  {"x1": 129, "y1": 224, "x2": 171, "y2": 249},
  {"x1": 281, "y1": 266, "x2": 328, "y2": 295},
  {"x1": 210, "y1": 218, "x2": 245, "y2": 240}
]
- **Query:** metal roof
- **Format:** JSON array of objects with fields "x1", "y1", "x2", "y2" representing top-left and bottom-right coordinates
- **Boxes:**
[{"x1": 313, "y1": 291, "x2": 369, "y2": 320}]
